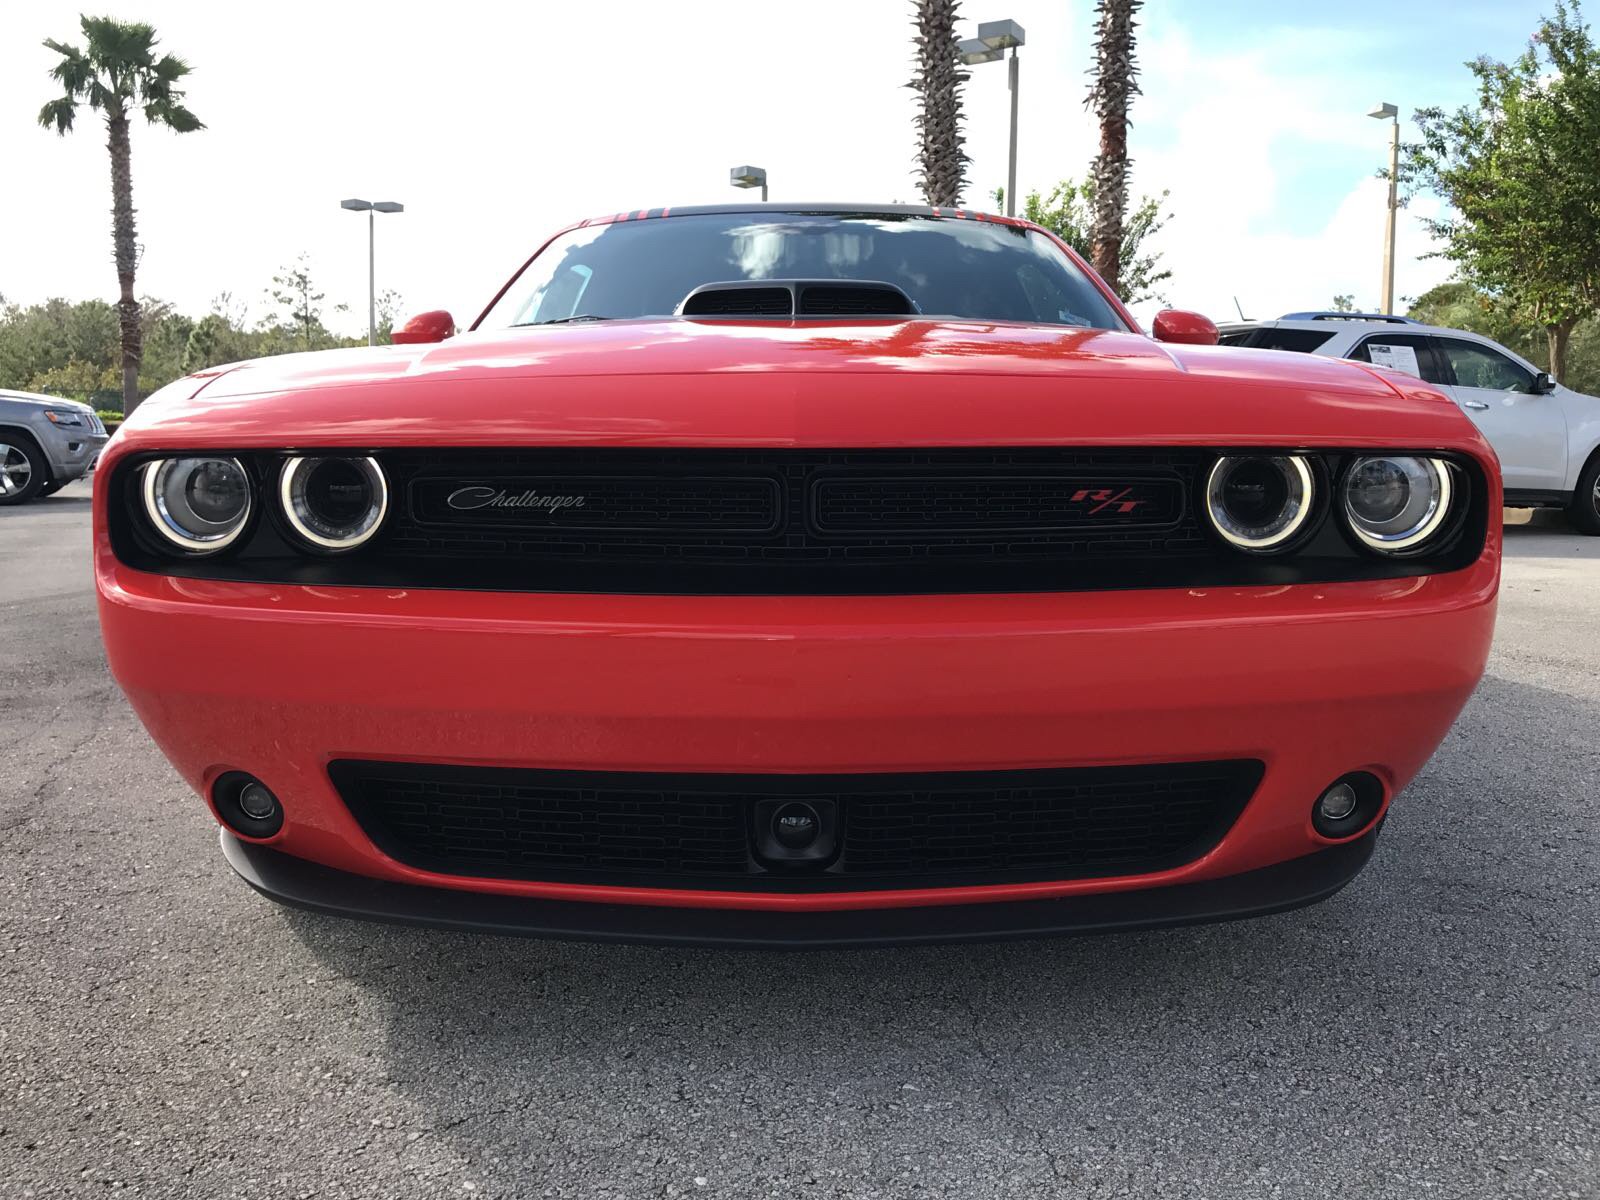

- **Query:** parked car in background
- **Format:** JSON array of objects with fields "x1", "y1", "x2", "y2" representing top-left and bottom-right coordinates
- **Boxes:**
[
  {"x1": 1219, "y1": 312, "x2": 1600, "y2": 532},
  {"x1": 0, "y1": 390, "x2": 110, "y2": 505},
  {"x1": 96, "y1": 205, "x2": 1498, "y2": 946}
]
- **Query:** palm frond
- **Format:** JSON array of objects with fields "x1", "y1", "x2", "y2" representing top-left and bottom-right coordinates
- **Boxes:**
[
  {"x1": 145, "y1": 101, "x2": 204, "y2": 132},
  {"x1": 80, "y1": 16, "x2": 157, "y2": 68},
  {"x1": 37, "y1": 96, "x2": 78, "y2": 134},
  {"x1": 150, "y1": 53, "x2": 191, "y2": 83}
]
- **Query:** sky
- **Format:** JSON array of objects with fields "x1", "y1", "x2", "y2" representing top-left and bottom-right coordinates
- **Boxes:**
[{"x1": 0, "y1": 0, "x2": 1556, "y2": 334}]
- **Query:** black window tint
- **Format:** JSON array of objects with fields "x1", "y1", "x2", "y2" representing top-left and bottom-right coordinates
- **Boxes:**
[
  {"x1": 1437, "y1": 338, "x2": 1535, "y2": 393},
  {"x1": 480, "y1": 214, "x2": 1126, "y2": 331},
  {"x1": 1348, "y1": 334, "x2": 1447, "y2": 385},
  {"x1": 1227, "y1": 328, "x2": 1336, "y2": 352}
]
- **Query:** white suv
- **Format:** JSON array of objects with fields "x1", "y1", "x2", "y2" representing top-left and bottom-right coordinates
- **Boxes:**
[{"x1": 1219, "y1": 311, "x2": 1600, "y2": 533}]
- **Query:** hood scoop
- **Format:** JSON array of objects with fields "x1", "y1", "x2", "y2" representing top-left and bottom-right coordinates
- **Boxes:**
[{"x1": 678, "y1": 279, "x2": 919, "y2": 318}]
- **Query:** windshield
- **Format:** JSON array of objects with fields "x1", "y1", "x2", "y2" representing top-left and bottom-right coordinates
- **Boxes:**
[{"x1": 477, "y1": 213, "x2": 1126, "y2": 331}]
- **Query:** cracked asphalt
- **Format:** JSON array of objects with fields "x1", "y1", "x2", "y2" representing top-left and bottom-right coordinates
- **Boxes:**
[{"x1": 1, "y1": 483, "x2": 1596, "y2": 1199}]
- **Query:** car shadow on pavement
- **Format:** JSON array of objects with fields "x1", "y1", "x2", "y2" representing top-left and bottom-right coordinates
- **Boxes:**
[{"x1": 279, "y1": 670, "x2": 1598, "y2": 1196}]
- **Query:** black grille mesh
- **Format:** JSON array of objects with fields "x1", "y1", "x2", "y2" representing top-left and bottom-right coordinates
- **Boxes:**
[
  {"x1": 382, "y1": 448, "x2": 1206, "y2": 567},
  {"x1": 332, "y1": 759, "x2": 1261, "y2": 892}
]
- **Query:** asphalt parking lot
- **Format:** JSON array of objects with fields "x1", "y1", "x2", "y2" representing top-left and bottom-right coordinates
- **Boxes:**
[{"x1": 2, "y1": 480, "x2": 1596, "y2": 1199}]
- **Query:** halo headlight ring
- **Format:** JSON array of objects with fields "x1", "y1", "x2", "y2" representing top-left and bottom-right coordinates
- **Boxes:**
[
  {"x1": 139, "y1": 456, "x2": 254, "y2": 555},
  {"x1": 1204, "y1": 454, "x2": 1317, "y2": 554},
  {"x1": 277, "y1": 455, "x2": 389, "y2": 553},
  {"x1": 1341, "y1": 455, "x2": 1455, "y2": 555}
]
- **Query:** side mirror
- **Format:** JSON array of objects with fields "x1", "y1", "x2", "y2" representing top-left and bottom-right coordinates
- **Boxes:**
[
  {"x1": 391, "y1": 310, "x2": 456, "y2": 345},
  {"x1": 1152, "y1": 309, "x2": 1219, "y2": 346},
  {"x1": 1533, "y1": 371, "x2": 1557, "y2": 394}
]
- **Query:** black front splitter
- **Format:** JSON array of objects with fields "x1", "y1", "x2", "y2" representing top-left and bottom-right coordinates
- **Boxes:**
[{"x1": 220, "y1": 828, "x2": 1377, "y2": 949}]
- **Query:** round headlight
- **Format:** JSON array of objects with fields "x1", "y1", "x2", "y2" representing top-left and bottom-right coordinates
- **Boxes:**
[
  {"x1": 1204, "y1": 455, "x2": 1315, "y2": 553},
  {"x1": 140, "y1": 456, "x2": 252, "y2": 554},
  {"x1": 1342, "y1": 456, "x2": 1453, "y2": 553},
  {"x1": 278, "y1": 456, "x2": 388, "y2": 552}
]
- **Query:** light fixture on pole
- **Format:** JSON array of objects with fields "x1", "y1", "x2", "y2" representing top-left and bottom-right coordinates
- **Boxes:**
[
  {"x1": 340, "y1": 197, "x2": 405, "y2": 346},
  {"x1": 960, "y1": 18, "x2": 1026, "y2": 217},
  {"x1": 1368, "y1": 102, "x2": 1400, "y2": 315},
  {"x1": 730, "y1": 165, "x2": 768, "y2": 202}
]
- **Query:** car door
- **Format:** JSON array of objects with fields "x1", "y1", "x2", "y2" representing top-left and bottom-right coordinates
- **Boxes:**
[{"x1": 1432, "y1": 337, "x2": 1568, "y2": 492}]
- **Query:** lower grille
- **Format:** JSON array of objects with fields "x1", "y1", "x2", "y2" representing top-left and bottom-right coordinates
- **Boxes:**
[{"x1": 331, "y1": 759, "x2": 1262, "y2": 892}]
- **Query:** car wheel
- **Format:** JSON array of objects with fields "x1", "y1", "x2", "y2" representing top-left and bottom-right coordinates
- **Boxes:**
[
  {"x1": 38, "y1": 479, "x2": 68, "y2": 497},
  {"x1": 0, "y1": 435, "x2": 47, "y2": 506},
  {"x1": 1570, "y1": 455, "x2": 1600, "y2": 535}
]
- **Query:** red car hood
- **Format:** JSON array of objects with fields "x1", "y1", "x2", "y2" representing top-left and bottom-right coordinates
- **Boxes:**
[{"x1": 117, "y1": 318, "x2": 1482, "y2": 455}]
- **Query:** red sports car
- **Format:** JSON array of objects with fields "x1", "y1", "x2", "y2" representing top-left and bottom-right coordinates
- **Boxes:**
[{"x1": 95, "y1": 204, "x2": 1499, "y2": 946}]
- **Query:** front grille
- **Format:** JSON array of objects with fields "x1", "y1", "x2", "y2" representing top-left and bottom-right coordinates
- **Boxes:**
[
  {"x1": 331, "y1": 759, "x2": 1262, "y2": 892},
  {"x1": 373, "y1": 447, "x2": 1210, "y2": 593}
]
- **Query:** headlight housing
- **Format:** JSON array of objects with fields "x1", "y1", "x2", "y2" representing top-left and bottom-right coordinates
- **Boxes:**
[
  {"x1": 1204, "y1": 454, "x2": 1316, "y2": 553},
  {"x1": 140, "y1": 456, "x2": 253, "y2": 554},
  {"x1": 45, "y1": 408, "x2": 85, "y2": 427},
  {"x1": 278, "y1": 456, "x2": 388, "y2": 552},
  {"x1": 1341, "y1": 455, "x2": 1454, "y2": 554}
]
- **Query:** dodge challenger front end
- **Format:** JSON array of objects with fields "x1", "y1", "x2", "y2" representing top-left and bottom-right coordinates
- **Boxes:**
[{"x1": 95, "y1": 205, "x2": 1499, "y2": 946}]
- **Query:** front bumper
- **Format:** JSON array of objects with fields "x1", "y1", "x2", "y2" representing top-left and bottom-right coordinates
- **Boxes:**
[
  {"x1": 222, "y1": 825, "x2": 1379, "y2": 947},
  {"x1": 96, "y1": 521, "x2": 1497, "y2": 922},
  {"x1": 42, "y1": 425, "x2": 110, "y2": 482}
]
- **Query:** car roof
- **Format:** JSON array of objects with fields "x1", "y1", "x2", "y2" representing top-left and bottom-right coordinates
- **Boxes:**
[
  {"x1": 1219, "y1": 315, "x2": 1462, "y2": 338},
  {"x1": 573, "y1": 202, "x2": 1034, "y2": 227}
]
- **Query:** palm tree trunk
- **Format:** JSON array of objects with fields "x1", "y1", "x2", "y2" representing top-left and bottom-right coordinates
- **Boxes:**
[
  {"x1": 106, "y1": 110, "x2": 143, "y2": 414},
  {"x1": 911, "y1": 0, "x2": 967, "y2": 208},
  {"x1": 1088, "y1": 0, "x2": 1143, "y2": 297}
]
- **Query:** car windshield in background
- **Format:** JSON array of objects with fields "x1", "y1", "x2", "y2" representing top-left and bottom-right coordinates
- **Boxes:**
[
  {"x1": 1218, "y1": 327, "x2": 1337, "y2": 352},
  {"x1": 479, "y1": 213, "x2": 1126, "y2": 331}
]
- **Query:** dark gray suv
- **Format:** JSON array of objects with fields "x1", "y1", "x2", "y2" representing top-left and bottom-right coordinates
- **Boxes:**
[{"x1": 0, "y1": 389, "x2": 111, "y2": 505}]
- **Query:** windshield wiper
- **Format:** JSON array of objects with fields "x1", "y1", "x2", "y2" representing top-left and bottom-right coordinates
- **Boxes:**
[{"x1": 526, "y1": 314, "x2": 613, "y2": 326}]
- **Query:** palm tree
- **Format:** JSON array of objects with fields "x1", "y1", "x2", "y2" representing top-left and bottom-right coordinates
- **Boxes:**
[
  {"x1": 1086, "y1": 0, "x2": 1144, "y2": 296},
  {"x1": 910, "y1": 0, "x2": 968, "y2": 208},
  {"x1": 39, "y1": 17, "x2": 202, "y2": 415}
]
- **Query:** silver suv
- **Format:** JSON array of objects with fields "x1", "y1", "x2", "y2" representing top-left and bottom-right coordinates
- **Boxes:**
[
  {"x1": 0, "y1": 390, "x2": 111, "y2": 505},
  {"x1": 1219, "y1": 312, "x2": 1600, "y2": 533}
]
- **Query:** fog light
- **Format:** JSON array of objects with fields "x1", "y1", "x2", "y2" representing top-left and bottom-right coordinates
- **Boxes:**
[
  {"x1": 213, "y1": 772, "x2": 284, "y2": 839},
  {"x1": 1317, "y1": 782, "x2": 1359, "y2": 823},
  {"x1": 1311, "y1": 773, "x2": 1383, "y2": 839},
  {"x1": 238, "y1": 782, "x2": 279, "y2": 821}
]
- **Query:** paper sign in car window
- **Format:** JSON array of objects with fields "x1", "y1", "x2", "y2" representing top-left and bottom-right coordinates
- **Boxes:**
[{"x1": 1366, "y1": 342, "x2": 1421, "y2": 377}]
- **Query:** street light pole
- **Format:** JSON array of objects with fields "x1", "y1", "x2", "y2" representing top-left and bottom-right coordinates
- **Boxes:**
[
  {"x1": 340, "y1": 198, "x2": 405, "y2": 346},
  {"x1": 1369, "y1": 103, "x2": 1400, "y2": 315},
  {"x1": 959, "y1": 20, "x2": 1026, "y2": 217},
  {"x1": 367, "y1": 208, "x2": 375, "y2": 346},
  {"x1": 1006, "y1": 47, "x2": 1020, "y2": 218}
]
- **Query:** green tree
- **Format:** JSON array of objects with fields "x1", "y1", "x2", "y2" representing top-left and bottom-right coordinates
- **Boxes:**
[
  {"x1": 265, "y1": 255, "x2": 346, "y2": 352},
  {"x1": 910, "y1": 0, "x2": 967, "y2": 207},
  {"x1": 1407, "y1": 280, "x2": 1600, "y2": 394},
  {"x1": 1405, "y1": 1, "x2": 1600, "y2": 383},
  {"x1": 1019, "y1": 178, "x2": 1172, "y2": 305},
  {"x1": 1086, "y1": 0, "x2": 1145, "y2": 294},
  {"x1": 1330, "y1": 294, "x2": 1357, "y2": 312},
  {"x1": 39, "y1": 16, "x2": 203, "y2": 414},
  {"x1": 26, "y1": 359, "x2": 119, "y2": 402},
  {"x1": 375, "y1": 288, "x2": 404, "y2": 345}
]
